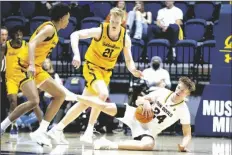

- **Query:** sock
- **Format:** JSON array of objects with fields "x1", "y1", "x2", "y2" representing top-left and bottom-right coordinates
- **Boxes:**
[
  {"x1": 85, "y1": 124, "x2": 94, "y2": 136},
  {"x1": 56, "y1": 122, "x2": 65, "y2": 131},
  {"x1": 37, "y1": 120, "x2": 50, "y2": 132},
  {"x1": 1, "y1": 117, "x2": 12, "y2": 131}
]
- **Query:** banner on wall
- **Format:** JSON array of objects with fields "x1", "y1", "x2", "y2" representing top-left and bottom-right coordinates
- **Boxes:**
[{"x1": 195, "y1": 5, "x2": 232, "y2": 137}]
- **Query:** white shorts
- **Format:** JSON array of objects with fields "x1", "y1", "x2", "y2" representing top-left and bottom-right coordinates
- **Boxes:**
[{"x1": 116, "y1": 104, "x2": 158, "y2": 139}]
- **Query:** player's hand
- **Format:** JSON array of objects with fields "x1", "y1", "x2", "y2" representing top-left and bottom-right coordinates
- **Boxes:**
[
  {"x1": 158, "y1": 79, "x2": 166, "y2": 88},
  {"x1": 27, "y1": 64, "x2": 36, "y2": 78},
  {"x1": 142, "y1": 102, "x2": 153, "y2": 118},
  {"x1": 72, "y1": 55, "x2": 81, "y2": 69},
  {"x1": 131, "y1": 69, "x2": 143, "y2": 78},
  {"x1": 178, "y1": 144, "x2": 188, "y2": 152}
]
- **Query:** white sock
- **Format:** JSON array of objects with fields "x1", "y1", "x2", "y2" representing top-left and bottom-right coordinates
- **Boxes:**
[
  {"x1": 85, "y1": 124, "x2": 94, "y2": 135},
  {"x1": 56, "y1": 123, "x2": 65, "y2": 131},
  {"x1": 37, "y1": 120, "x2": 50, "y2": 132},
  {"x1": 1, "y1": 117, "x2": 12, "y2": 131}
]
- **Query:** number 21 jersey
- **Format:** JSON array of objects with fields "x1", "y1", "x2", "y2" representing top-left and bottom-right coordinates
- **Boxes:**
[{"x1": 85, "y1": 23, "x2": 126, "y2": 69}]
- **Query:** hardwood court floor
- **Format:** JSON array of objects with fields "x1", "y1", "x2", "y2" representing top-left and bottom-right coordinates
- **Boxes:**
[{"x1": 1, "y1": 132, "x2": 231, "y2": 155}]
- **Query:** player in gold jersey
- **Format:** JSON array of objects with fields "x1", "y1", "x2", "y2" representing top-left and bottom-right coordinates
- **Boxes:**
[
  {"x1": 3, "y1": 26, "x2": 42, "y2": 136},
  {"x1": 48, "y1": 7, "x2": 143, "y2": 144},
  {"x1": 1, "y1": 4, "x2": 70, "y2": 147}
]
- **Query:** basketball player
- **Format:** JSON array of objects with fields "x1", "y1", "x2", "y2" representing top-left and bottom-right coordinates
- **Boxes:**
[
  {"x1": 1, "y1": 3, "x2": 70, "y2": 147},
  {"x1": 90, "y1": 76, "x2": 195, "y2": 152},
  {"x1": 3, "y1": 26, "x2": 42, "y2": 136},
  {"x1": 47, "y1": 7, "x2": 143, "y2": 144},
  {"x1": 58, "y1": 76, "x2": 194, "y2": 152}
]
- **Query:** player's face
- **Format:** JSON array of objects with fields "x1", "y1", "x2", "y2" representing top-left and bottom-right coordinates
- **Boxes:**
[
  {"x1": 61, "y1": 13, "x2": 70, "y2": 29},
  {"x1": 174, "y1": 82, "x2": 190, "y2": 99},
  {"x1": 117, "y1": 1, "x2": 125, "y2": 10},
  {"x1": 110, "y1": 15, "x2": 122, "y2": 31},
  {"x1": 13, "y1": 30, "x2": 23, "y2": 44},
  {"x1": 1, "y1": 29, "x2": 8, "y2": 44}
]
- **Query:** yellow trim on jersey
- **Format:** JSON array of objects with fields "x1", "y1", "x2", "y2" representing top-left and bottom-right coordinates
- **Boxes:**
[
  {"x1": 164, "y1": 91, "x2": 184, "y2": 107},
  {"x1": 18, "y1": 21, "x2": 59, "y2": 67}
]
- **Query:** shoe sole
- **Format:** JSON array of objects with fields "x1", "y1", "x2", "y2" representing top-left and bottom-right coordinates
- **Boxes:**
[
  {"x1": 47, "y1": 131, "x2": 69, "y2": 145},
  {"x1": 30, "y1": 133, "x2": 52, "y2": 148}
]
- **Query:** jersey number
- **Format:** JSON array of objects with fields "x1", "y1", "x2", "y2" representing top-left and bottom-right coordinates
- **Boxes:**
[
  {"x1": 153, "y1": 107, "x2": 167, "y2": 124},
  {"x1": 103, "y1": 48, "x2": 114, "y2": 58}
]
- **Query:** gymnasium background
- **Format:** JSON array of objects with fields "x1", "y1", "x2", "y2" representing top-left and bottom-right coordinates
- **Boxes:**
[{"x1": 0, "y1": 1, "x2": 231, "y2": 138}]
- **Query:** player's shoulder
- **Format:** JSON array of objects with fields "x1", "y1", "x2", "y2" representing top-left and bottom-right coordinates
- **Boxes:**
[{"x1": 178, "y1": 101, "x2": 190, "y2": 112}]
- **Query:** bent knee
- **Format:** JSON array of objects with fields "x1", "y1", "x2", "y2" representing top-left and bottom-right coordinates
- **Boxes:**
[
  {"x1": 28, "y1": 97, "x2": 40, "y2": 108},
  {"x1": 53, "y1": 89, "x2": 66, "y2": 100},
  {"x1": 8, "y1": 97, "x2": 17, "y2": 105},
  {"x1": 98, "y1": 92, "x2": 109, "y2": 101}
]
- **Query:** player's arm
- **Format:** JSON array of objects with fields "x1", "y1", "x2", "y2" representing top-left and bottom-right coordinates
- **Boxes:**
[
  {"x1": 123, "y1": 33, "x2": 143, "y2": 78},
  {"x1": 70, "y1": 27, "x2": 102, "y2": 68},
  {"x1": 136, "y1": 88, "x2": 166, "y2": 106},
  {"x1": 28, "y1": 25, "x2": 55, "y2": 74},
  {"x1": 135, "y1": 89, "x2": 165, "y2": 118},
  {"x1": 178, "y1": 124, "x2": 192, "y2": 152}
]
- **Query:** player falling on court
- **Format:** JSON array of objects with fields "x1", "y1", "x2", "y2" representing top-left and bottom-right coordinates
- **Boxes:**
[
  {"x1": 47, "y1": 7, "x2": 143, "y2": 144},
  {"x1": 1, "y1": 3, "x2": 70, "y2": 147},
  {"x1": 66, "y1": 77, "x2": 195, "y2": 152},
  {"x1": 3, "y1": 26, "x2": 43, "y2": 136}
]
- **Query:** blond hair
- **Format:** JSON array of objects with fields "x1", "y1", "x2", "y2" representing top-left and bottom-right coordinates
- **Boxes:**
[
  {"x1": 179, "y1": 77, "x2": 196, "y2": 92},
  {"x1": 110, "y1": 7, "x2": 125, "y2": 20}
]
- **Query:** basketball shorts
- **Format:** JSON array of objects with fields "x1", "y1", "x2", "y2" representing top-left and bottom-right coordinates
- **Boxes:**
[
  {"x1": 83, "y1": 60, "x2": 112, "y2": 94},
  {"x1": 6, "y1": 78, "x2": 19, "y2": 95},
  {"x1": 11, "y1": 58, "x2": 51, "y2": 90},
  {"x1": 116, "y1": 104, "x2": 156, "y2": 140}
]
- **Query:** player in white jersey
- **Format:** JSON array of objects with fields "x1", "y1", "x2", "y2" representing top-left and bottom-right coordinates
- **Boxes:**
[
  {"x1": 93, "y1": 76, "x2": 195, "y2": 152},
  {"x1": 50, "y1": 76, "x2": 195, "y2": 152}
]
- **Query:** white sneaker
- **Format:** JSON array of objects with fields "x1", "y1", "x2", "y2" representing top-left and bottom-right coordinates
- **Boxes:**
[
  {"x1": 94, "y1": 137, "x2": 116, "y2": 150},
  {"x1": 80, "y1": 134, "x2": 93, "y2": 144},
  {"x1": 30, "y1": 130, "x2": 52, "y2": 147},
  {"x1": 47, "y1": 128, "x2": 69, "y2": 145},
  {"x1": 80, "y1": 128, "x2": 101, "y2": 144}
]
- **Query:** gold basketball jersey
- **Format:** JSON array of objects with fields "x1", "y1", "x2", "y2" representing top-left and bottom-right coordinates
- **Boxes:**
[
  {"x1": 5, "y1": 40, "x2": 27, "y2": 78},
  {"x1": 18, "y1": 21, "x2": 59, "y2": 66},
  {"x1": 85, "y1": 23, "x2": 126, "y2": 69}
]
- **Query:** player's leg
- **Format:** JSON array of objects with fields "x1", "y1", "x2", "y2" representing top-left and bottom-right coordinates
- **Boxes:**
[
  {"x1": 30, "y1": 76, "x2": 65, "y2": 147},
  {"x1": 6, "y1": 80, "x2": 19, "y2": 136},
  {"x1": 47, "y1": 88, "x2": 93, "y2": 144},
  {"x1": 94, "y1": 104, "x2": 155, "y2": 151},
  {"x1": 1, "y1": 79, "x2": 40, "y2": 134},
  {"x1": 94, "y1": 135, "x2": 155, "y2": 151},
  {"x1": 80, "y1": 80, "x2": 108, "y2": 143}
]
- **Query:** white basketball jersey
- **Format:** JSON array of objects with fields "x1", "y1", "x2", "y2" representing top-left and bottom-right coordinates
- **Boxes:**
[{"x1": 147, "y1": 88, "x2": 191, "y2": 137}]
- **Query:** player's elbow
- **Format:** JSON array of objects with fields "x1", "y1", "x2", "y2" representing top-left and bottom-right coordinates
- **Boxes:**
[{"x1": 70, "y1": 31, "x2": 79, "y2": 41}]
